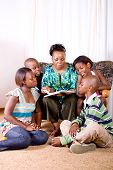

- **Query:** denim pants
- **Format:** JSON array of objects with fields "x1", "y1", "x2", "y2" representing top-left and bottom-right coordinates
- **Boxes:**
[{"x1": 0, "y1": 126, "x2": 48, "y2": 151}]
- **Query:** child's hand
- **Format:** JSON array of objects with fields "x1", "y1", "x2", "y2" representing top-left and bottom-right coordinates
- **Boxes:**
[
  {"x1": 31, "y1": 123, "x2": 41, "y2": 130},
  {"x1": 37, "y1": 124, "x2": 41, "y2": 129},
  {"x1": 69, "y1": 123, "x2": 79, "y2": 137},
  {"x1": 50, "y1": 137, "x2": 61, "y2": 147},
  {"x1": 30, "y1": 123, "x2": 37, "y2": 128},
  {"x1": 25, "y1": 124, "x2": 36, "y2": 131}
]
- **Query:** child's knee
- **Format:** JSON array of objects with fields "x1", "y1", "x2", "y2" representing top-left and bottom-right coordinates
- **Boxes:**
[
  {"x1": 60, "y1": 120, "x2": 71, "y2": 136},
  {"x1": 60, "y1": 120, "x2": 71, "y2": 129}
]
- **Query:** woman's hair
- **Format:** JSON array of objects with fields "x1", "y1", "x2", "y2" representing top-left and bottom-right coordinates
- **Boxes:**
[
  {"x1": 49, "y1": 44, "x2": 66, "y2": 56},
  {"x1": 73, "y1": 55, "x2": 93, "y2": 68},
  {"x1": 24, "y1": 58, "x2": 38, "y2": 67},
  {"x1": 15, "y1": 67, "x2": 32, "y2": 86}
]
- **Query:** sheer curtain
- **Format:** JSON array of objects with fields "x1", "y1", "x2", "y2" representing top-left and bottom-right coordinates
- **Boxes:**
[{"x1": 33, "y1": 0, "x2": 113, "y2": 62}]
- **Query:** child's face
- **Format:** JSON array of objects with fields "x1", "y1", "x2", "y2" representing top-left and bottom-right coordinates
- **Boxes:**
[
  {"x1": 75, "y1": 62, "x2": 90, "y2": 77},
  {"x1": 26, "y1": 61, "x2": 41, "y2": 76},
  {"x1": 25, "y1": 71, "x2": 37, "y2": 88},
  {"x1": 78, "y1": 78, "x2": 89, "y2": 95}
]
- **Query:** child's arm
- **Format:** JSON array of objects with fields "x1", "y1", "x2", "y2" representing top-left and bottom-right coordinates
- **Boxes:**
[
  {"x1": 4, "y1": 96, "x2": 35, "y2": 131},
  {"x1": 71, "y1": 109, "x2": 86, "y2": 128},
  {"x1": 69, "y1": 122, "x2": 80, "y2": 137},
  {"x1": 31, "y1": 111, "x2": 36, "y2": 124},
  {"x1": 35, "y1": 101, "x2": 42, "y2": 129},
  {"x1": 94, "y1": 70, "x2": 111, "y2": 90},
  {"x1": 76, "y1": 75, "x2": 83, "y2": 97}
]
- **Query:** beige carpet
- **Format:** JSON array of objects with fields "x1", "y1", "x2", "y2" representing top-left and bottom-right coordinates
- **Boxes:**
[{"x1": 0, "y1": 112, "x2": 113, "y2": 170}]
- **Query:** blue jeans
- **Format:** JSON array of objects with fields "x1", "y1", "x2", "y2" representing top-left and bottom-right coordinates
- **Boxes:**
[{"x1": 0, "y1": 126, "x2": 48, "y2": 151}]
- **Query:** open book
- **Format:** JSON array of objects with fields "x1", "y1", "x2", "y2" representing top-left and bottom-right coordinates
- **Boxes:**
[{"x1": 44, "y1": 90, "x2": 76, "y2": 97}]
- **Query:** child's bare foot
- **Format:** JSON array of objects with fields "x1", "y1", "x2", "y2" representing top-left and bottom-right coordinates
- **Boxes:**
[
  {"x1": 49, "y1": 128, "x2": 61, "y2": 137},
  {"x1": 49, "y1": 137, "x2": 62, "y2": 147}
]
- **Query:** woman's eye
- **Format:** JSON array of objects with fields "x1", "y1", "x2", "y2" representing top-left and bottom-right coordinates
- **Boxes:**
[{"x1": 55, "y1": 59, "x2": 58, "y2": 61}]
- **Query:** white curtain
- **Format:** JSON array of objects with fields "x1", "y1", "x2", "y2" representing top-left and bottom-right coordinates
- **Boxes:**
[{"x1": 33, "y1": 0, "x2": 113, "y2": 63}]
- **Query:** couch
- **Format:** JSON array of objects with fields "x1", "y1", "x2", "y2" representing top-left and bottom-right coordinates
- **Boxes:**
[
  {"x1": 39, "y1": 60, "x2": 113, "y2": 108},
  {"x1": 39, "y1": 60, "x2": 113, "y2": 85}
]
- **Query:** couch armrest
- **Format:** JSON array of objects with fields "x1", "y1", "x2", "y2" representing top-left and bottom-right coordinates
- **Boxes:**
[
  {"x1": 101, "y1": 90, "x2": 110, "y2": 98},
  {"x1": 101, "y1": 90, "x2": 110, "y2": 108}
]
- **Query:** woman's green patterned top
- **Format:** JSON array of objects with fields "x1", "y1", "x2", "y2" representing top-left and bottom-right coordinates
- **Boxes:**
[{"x1": 41, "y1": 63, "x2": 78, "y2": 91}]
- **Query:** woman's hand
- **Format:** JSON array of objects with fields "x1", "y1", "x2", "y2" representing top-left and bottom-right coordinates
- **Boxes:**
[
  {"x1": 69, "y1": 123, "x2": 79, "y2": 137},
  {"x1": 63, "y1": 90, "x2": 74, "y2": 95},
  {"x1": 41, "y1": 86, "x2": 54, "y2": 94}
]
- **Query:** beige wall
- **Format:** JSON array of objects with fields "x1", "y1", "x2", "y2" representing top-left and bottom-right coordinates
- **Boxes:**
[
  {"x1": 0, "y1": 42, "x2": 26, "y2": 107},
  {"x1": 0, "y1": 0, "x2": 35, "y2": 107}
]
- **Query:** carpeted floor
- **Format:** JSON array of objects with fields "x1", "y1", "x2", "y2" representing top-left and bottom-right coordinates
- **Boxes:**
[{"x1": 0, "y1": 111, "x2": 113, "y2": 170}]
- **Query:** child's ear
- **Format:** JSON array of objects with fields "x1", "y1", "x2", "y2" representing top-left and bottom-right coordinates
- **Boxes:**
[
  {"x1": 22, "y1": 80, "x2": 26, "y2": 86},
  {"x1": 89, "y1": 85, "x2": 93, "y2": 92},
  {"x1": 87, "y1": 62, "x2": 91, "y2": 69}
]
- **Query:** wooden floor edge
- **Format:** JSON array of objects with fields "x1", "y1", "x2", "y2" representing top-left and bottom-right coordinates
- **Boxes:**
[{"x1": 0, "y1": 108, "x2": 4, "y2": 111}]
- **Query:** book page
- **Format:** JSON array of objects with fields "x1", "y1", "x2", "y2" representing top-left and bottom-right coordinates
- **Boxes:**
[{"x1": 44, "y1": 90, "x2": 75, "y2": 97}]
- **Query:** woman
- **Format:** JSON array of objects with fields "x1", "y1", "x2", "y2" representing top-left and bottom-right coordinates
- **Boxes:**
[{"x1": 41, "y1": 44, "x2": 78, "y2": 136}]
